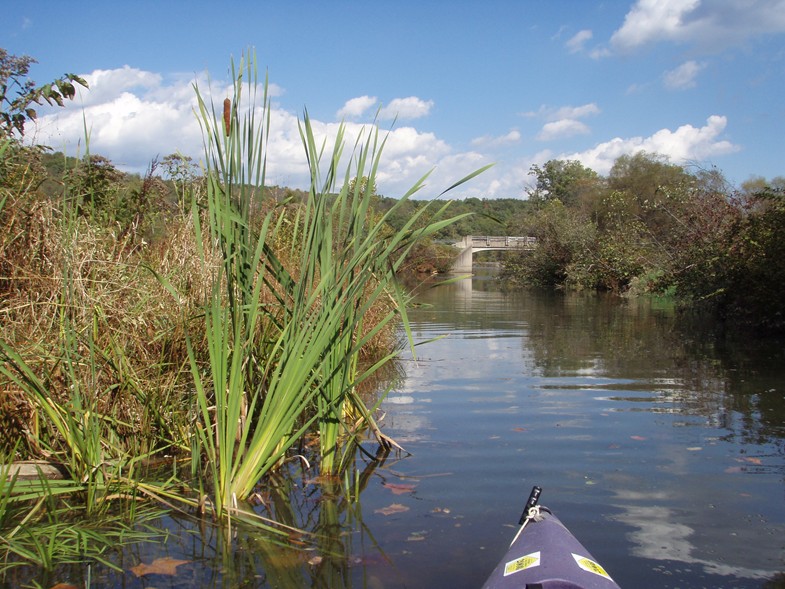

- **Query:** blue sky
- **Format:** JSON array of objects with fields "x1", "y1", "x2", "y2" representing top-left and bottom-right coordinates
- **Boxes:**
[{"x1": 3, "y1": 1, "x2": 784, "y2": 198}]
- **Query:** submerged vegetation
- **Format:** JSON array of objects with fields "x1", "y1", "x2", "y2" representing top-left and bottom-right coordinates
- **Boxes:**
[{"x1": 0, "y1": 49, "x2": 488, "y2": 580}]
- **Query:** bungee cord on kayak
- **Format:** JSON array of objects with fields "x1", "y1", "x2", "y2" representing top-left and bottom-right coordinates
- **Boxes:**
[{"x1": 481, "y1": 486, "x2": 622, "y2": 589}]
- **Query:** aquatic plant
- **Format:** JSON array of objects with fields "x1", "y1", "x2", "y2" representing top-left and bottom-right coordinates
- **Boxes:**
[{"x1": 185, "y1": 49, "x2": 486, "y2": 519}]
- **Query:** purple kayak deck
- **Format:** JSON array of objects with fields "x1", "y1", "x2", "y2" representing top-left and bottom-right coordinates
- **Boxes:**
[{"x1": 481, "y1": 508, "x2": 621, "y2": 589}]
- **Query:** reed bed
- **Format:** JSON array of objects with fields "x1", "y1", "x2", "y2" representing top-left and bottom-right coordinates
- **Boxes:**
[
  {"x1": 0, "y1": 49, "x2": 487, "y2": 574},
  {"x1": 186, "y1": 50, "x2": 484, "y2": 519}
]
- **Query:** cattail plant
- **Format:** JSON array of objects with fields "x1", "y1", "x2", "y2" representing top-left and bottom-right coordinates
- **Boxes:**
[{"x1": 185, "y1": 49, "x2": 487, "y2": 520}]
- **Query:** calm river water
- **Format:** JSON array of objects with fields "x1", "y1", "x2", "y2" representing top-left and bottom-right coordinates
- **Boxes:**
[
  {"x1": 359, "y1": 270, "x2": 785, "y2": 589},
  {"x1": 22, "y1": 269, "x2": 784, "y2": 589}
]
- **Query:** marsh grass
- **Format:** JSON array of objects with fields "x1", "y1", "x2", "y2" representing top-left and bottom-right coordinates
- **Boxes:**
[{"x1": 0, "y1": 140, "x2": 194, "y2": 576}]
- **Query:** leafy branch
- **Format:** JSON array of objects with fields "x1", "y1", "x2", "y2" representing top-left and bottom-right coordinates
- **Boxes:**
[{"x1": 0, "y1": 48, "x2": 88, "y2": 138}]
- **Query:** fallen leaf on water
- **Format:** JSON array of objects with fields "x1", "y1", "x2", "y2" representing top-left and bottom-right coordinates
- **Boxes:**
[
  {"x1": 383, "y1": 482, "x2": 417, "y2": 495},
  {"x1": 741, "y1": 457, "x2": 763, "y2": 465},
  {"x1": 130, "y1": 557, "x2": 190, "y2": 577},
  {"x1": 687, "y1": 447, "x2": 703, "y2": 451},
  {"x1": 49, "y1": 584, "x2": 78, "y2": 589},
  {"x1": 630, "y1": 435, "x2": 646, "y2": 441},
  {"x1": 512, "y1": 427, "x2": 527, "y2": 432},
  {"x1": 407, "y1": 530, "x2": 428, "y2": 542},
  {"x1": 375, "y1": 503, "x2": 409, "y2": 516},
  {"x1": 432, "y1": 507, "x2": 451, "y2": 514}
]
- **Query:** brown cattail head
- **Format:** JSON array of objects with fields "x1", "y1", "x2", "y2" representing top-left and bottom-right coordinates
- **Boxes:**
[{"x1": 223, "y1": 98, "x2": 231, "y2": 136}]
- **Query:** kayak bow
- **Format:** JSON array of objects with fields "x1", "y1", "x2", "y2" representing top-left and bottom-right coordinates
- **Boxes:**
[{"x1": 481, "y1": 486, "x2": 621, "y2": 589}]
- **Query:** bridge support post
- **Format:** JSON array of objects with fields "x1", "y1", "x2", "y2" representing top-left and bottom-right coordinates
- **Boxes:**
[{"x1": 453, "y1": 246, "x2": 474, "y2": 273}]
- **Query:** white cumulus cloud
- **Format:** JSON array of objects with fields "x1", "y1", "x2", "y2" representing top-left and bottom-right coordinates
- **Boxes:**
[
  {"x1": 525, "y1": 103, "x2": 600, "y2": 142},
  {"x1": 337, "y1": 95, "x2": 434, "y2": 122},
  {"x1": 663, "y1": 60, "x2": 706, "y2": 89},
  {"x1": 561, "y1": 115, "x2": 739, "y2": 175},
  {"x1": 29, "y1": 67, "x2": 481, "y2": 199},
  {"x1": 337, "y1": 95, "x2": 377, "y2": 119},
  {"x1": 537, "y1": 119, "x2": 590, "y2": 141},
  {"x1": 566, "y1": 29, "x2": 593, "y2": 53},
  {"x1": 378, "y1": 96, "x2": 434, "y2": 120},
  {"x1": 611, "y1": 0, "x2": 700, "y2": 52},
  {"x1": 610, "y1": 0, "x2": 785, "y2": 53}
]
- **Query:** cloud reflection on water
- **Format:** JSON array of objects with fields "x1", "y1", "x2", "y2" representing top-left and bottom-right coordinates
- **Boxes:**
[{"x1": 612, "y1": 494, "x2": 778, "y2": 581}]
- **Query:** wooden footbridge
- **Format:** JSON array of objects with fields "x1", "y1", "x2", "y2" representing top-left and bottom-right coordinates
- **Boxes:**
[{"x1": 451, "y1": 235, "x2": 537, "y2": 273}]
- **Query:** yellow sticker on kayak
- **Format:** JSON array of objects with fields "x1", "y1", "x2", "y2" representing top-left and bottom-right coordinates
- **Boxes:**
[
  {"x1": 504, "y1": 551, "x2": 541, "y2": 576},
  {"x1": 572, "y1": 553, "x2": 612, "y2": 579}
]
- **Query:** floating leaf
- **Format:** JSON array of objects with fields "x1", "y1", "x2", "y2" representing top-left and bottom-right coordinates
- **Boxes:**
[
  {"x1": 375, "y1": 503, "x2": 409, "y2": 516},
  {"x1": 49, "y1": 584, "x2": 78, "y2": 589},
  {"x1": 686, "y1": 447, "x2": 702, "y2": 451},
  {"x1": 741, "y1": 457, "x2": 762, "y2": 465},
  {"x1": 630, "y1": 435, "x2": 646, "y2": 441},
  {"x1": 512, "y1": 427, "x2": 527, "y2": 432},
  {"x1": 130, "y1": 557, "x2": 190, "y2": 577},
  {"x1": 383, "y1": 482, "x2": 417, "y2": 495}
]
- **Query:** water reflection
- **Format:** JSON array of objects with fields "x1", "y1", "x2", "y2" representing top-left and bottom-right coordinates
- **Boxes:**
[
  {"x1": 612, "y1": 493, "x2": 775, "y2": 581},
  {"x1": 378, "y1": 271, "x2": 785, "y2": 588}
]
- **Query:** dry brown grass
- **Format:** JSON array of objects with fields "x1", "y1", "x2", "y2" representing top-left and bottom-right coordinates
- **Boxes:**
[
  {"x1": 0, "y1": 179, "x2": 401, "y2": 459},
  {"x1": 0, "y1": 177, "x2": 219, "y2": 457}
]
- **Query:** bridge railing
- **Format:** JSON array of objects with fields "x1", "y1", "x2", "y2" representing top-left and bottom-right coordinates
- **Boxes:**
[{"x1": 469, "y1": 236, "x2": 537, "y2": 248}]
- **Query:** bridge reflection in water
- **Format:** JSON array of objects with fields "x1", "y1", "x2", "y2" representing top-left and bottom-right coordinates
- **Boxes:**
[{"x1": 451, "y1": 235, "x2": 537, "y2": 273}]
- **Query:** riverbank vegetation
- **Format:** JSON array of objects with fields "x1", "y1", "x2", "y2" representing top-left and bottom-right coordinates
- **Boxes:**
[
  {"x1": 0, "y1": 49, "x2": 489, "y2": 579},
  {"x1": 500, "y1": 156, "x2": 785, "y2": 334}
]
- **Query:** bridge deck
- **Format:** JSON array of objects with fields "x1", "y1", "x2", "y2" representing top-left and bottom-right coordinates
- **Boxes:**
[
  {"x1": 451, "y1": 236, "x2": 537, "y2": 272},
  {"x1": 467, "y1": 236, "x2": 537, "y2": 249}
]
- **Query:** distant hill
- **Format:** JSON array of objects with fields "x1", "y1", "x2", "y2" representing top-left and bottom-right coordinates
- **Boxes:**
[{"x1": 376, "y1": 196, "x2": 531, "y2": 242}]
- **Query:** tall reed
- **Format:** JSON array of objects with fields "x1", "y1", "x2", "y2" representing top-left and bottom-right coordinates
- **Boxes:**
[{"x1": 187, "y1": 50, "x2": 488, "y2": 522}]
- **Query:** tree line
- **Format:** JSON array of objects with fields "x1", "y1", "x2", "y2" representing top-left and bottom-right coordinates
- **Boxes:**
[{"x1": 499, "y1": 155, "x2": 785, "y2": 334}]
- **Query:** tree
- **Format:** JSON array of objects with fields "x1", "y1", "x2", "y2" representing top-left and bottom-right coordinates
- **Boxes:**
[
  {"x1": 501, "y1": 199, "x2": 596, "y2": 288},
  {"x1": 605, "y1": 151, "x2": 693, "y2": 236},
  {"x1": 64, "y1": 154, "x2": 124, "y2": 215},
  {"x1": 161, "y1": 152, "x2": 199, "y2": 212},
  {"x1": 526, "y1": 159, "x2": 601, "y2": 208},
  {"x1": 0, "y1": 47, "x2": 87, "y2": 138}
]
